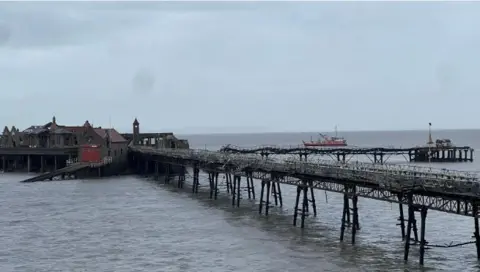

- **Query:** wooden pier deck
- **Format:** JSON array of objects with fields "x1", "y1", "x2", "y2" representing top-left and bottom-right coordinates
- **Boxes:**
[
  {"x1": 130, "y1": 145, "x2": 480, "y2": 266},
  {"x1": 220, "y1": 145, "x2": 475, "y2": 164}
]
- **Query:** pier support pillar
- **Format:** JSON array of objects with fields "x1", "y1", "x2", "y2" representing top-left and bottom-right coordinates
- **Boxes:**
[
  {"x1": 2, "y1": 156, "x2": 5, "y2": 171},
  {"x1": 40, "y1": 156, "x2": 44, "y2": 172},
  {"x1": 235, "y1": 176, "x2": 241, "y2": 207},
  {"x1": 27, "y1": 155, "x2": 31, "y2": 173},
  {"x1": 292, "y1": 181, "x2": 311, "y2": 228},
  {"x1": 308, "y1": 180, "x2": 316, "y2": 216},
  {"x1": 271, "y1": 181, "x2": 283, "y2": 206},
  {"x1": 231, "y1": 175, "x2": 242, "y2": 207},
  {"x1": 340, "y1": 185, "x2": 360, "y2": 243},
  {"x1": 54, "y1": 156, "x2": 57, "y2": 171},
  {"x1": 276, "y1": 182, "x2": 283, "y2": 206},
  {"x1": 259, "y1": 180, "x2": 266, "y2": 214},
  {"x1": 214, "y1": 173, "x2": 218, "y2": 199},
  {"x1": 258, "y1": 179, "x2": 271, "y2": 215},
  {"x1": 397, "y1": 193, "x2": 406, "y2": 240},
  {"x1": 419, "y1": 207, "x2": 428, "y2": 265},
  {"x1": 269, "y1": 174, "x2": 282, "y2": 206},
  {"x1": 404, "y1": 193, "x2": 421, "y2": 263},
  {"x1": 164, "y1": 164, "x2": 170, "y2": 184},
  {"x1": 225, "y1": 173, "x2": 232, "y2": 194},
  {"x1": 473, "y1": 204, "x2": 480, "y2": 259},
  {"x1": 245, "y1": 172, "x2": 255, "y2": 199},
  {"x1": 192, "y1": 167, "x2": 199, "y2": 194},
  {"x1": 265, "y1": 179, "x2": 271, "y2": 214},
  {"x1": 209, "y1": 172, "x2": 215, "y2": 199},
  {"x1": 232, "y1": 175, "x2": 237, "y2": 205},
  {"x1": 154, "y1": 161, "x2": 159, "y2": 181},
  {"x1": 178, "y1": 174, "x2": 184, "y2": 188}
]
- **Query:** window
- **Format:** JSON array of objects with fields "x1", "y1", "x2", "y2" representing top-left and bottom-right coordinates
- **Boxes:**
[
  {"x1": 114, "y1": 150, "x2": 117, "y2": 156},
  {"x1": 108, "y1": 150, "x2": 111, "y2": 156},
  {"x1": 120, "y1": 148, "x2": 123, "y2": 154}
]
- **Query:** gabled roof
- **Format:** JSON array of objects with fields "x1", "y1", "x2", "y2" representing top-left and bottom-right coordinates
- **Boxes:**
[
  {"x1": 23, "y1": 126, "x2": 48, "y2": 135},
  {"x1": 94, "y1": 128, "x2": 128, "y2": 143},
  {"x1": 51, "y1": 128, "x2": 73, "y2": 134}
]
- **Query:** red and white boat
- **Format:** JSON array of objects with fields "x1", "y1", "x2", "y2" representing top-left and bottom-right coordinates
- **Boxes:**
[{"x1": 303, "y1": 127, "x2": 347, "y2": 147}]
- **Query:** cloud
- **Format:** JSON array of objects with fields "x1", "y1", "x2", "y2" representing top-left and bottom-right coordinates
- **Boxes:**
[{"x1": 1, "y1": 2, "x2": 480, "y2": 133}]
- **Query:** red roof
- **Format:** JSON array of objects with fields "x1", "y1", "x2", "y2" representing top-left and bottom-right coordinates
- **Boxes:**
[
  {"x1": 62, "y1": 126, "x2": 85, "y2": 133},
  {"x1": 93, "y1": 128, "x2": 127, "y2": 143}
]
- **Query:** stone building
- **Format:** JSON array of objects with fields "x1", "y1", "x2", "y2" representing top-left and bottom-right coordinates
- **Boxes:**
[
  {"x1": 3, "y1": 116, "x2": 129, "y2": 163},
  {"x1": 123, "y1": 118, "x2": 189, "y2": 149}
]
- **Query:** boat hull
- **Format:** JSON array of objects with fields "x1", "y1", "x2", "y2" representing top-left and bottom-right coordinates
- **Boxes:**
[{"x1": 303, "y1": 141, "x2": 347, "y2": 147}]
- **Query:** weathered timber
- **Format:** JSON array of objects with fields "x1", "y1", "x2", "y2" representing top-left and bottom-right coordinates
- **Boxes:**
[{"x1": 20, "y1": 162, "x2": 89, "y2": 182}]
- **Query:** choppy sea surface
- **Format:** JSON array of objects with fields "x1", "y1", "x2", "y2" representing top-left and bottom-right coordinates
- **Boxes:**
[{"x1": 2, "y1": 130, "x2": 480, "y2": 272}]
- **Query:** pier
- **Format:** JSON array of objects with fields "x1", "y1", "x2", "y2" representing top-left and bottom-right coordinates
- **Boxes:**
[
  {"x1": 220, "y1": 145, "x2": 475, "y2": 164},
  {"x1": 130, "y1": 145, "x2": 480, "y2": 266},
  {"x1": 3, "y1": 116, "x2": 480, "y2": 265}
]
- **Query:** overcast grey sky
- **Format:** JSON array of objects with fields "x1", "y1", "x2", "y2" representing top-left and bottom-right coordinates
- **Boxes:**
[{"x1": 0, "y1": 2, "x2": 479, "y2": 134}]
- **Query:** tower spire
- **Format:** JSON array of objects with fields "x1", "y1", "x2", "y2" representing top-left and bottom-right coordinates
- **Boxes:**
[{"x1": 427, "y1": 122, "x2": 433, "y2": 145}]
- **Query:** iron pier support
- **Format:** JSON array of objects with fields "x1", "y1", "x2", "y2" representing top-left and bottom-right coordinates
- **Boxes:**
[
  {"x1": 293, "y1": 180, "x2": 316, "y2": 228},
  {"x1": 225, "y1": 174, "x2": 230, "y2": 194},
  {"x1": 293, "y1": 185, "x2": 302, "y2": 226},
  {"x1": 308, "y1": 180, "x2": 317, "y2": 216},
  {"x1": 154, "y1": 161, "x2": 159, "y2": 181},
  {"x1": 209, "y1": 172, "x2": 215, "y2": 199},
  {"x1": 419, "y1": 206, "x2": 428, "y2": 265},
  {"x1": 177, "y1": 172, "x2": 185, "y2": 188},
  {"x1": 164, "y1": 164, "x2": 170, "y2": 184},
  {"x1": 473, "y1": 203, "x2": 480, "y2": 259},
  {"x1": 397, "y1": 193, "x2": 406, "y2": 240},
  {"x1": 404, "y1": 192, "x2": 424, "y2": 264},
  {"x1": 340, "y1": 185, "x2": 360, "y2": 244},
  {"x1": 249, "y1": 173, "x2": 256, "y2": 199},
  {"x1": 301, "y1": 183, "x2": 308, "y2": 228},
  {"x1": 235, "y1": 175, "x2": 241, "y2": 207},
  {"x1": 276, "y1": 182, "x2": 283, "y2": 206},
  {"x1": 229, "y1": 175, "x2": 242, "y2": 207},
  {"x1": 231, "y1": 175, "x2": 236, "y2": 205},
  {"x1": 192, "y1": 166, "x2": 199, "y2": 194},
  {"x1": 265, "y1": 180, "x2": 271, "y2": 215},
  {"x1": 271, "y1": 182, "x2": 282, "y2": 206},
  {"x1": 245, "y1": 172, "x2": 255, "y2": 199},
  {"x1": 258, "y1": 179, "x2": 271, "y2": 215},
  {"x1": 259, "y1": 180, "x2": 266, "y2": 214},
  {"x1": 214, "y1": 172, "x2": 219, "y2": 199}
]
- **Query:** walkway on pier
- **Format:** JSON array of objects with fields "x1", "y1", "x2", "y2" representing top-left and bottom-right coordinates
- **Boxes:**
[
  {"x1": 131, "y1": 146, "x2": 480, "y2": 199},
  {"x1": 20, "y1": 162, "x2": 89, "y2": 183},
  {"x1": 220, "y1": 144, "x2": 475, "y2": 163}
]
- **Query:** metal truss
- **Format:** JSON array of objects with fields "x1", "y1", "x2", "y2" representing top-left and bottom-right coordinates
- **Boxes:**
[
  {"x1": 247, "y1": 171, "x2": 474, "y2": 216},
  {"x1": 220, "y1": 144, "x2": 474, "y2": 155},
  {"x1": 130, "y1": 146, "x2": 480, "y2": 215},
  {"x1": 221, "y1": 144, "x2": 475, "y2": 164}
]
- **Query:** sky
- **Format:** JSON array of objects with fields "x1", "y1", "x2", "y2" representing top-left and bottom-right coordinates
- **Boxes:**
[{"x1": 1, "y1": 1, "x2": 479, "y2": 134}]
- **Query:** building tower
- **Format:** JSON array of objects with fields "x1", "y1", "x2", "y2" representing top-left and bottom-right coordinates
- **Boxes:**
[{"x1": 133, "y1": 118, "x2": 140, "y2": 145}]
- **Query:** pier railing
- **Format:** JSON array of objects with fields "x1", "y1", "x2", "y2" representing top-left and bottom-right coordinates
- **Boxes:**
[
  {"x1": 89, "y1": 156, "x2": 113, "y2": 168},
  {"x1": 66, "y1": 157, "x2": 78, "y2": 166},
  {"x1": 131, "y1": 146, "x2": 480, "y2": 197},
  {"x1": 220, "y1": 144, "x2": 474, "y2": 153}
]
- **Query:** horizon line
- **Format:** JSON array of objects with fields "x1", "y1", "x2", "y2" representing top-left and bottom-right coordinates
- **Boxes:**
[{"x1": 143, "y1": 127, "x2": 480, "y2": 136}]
